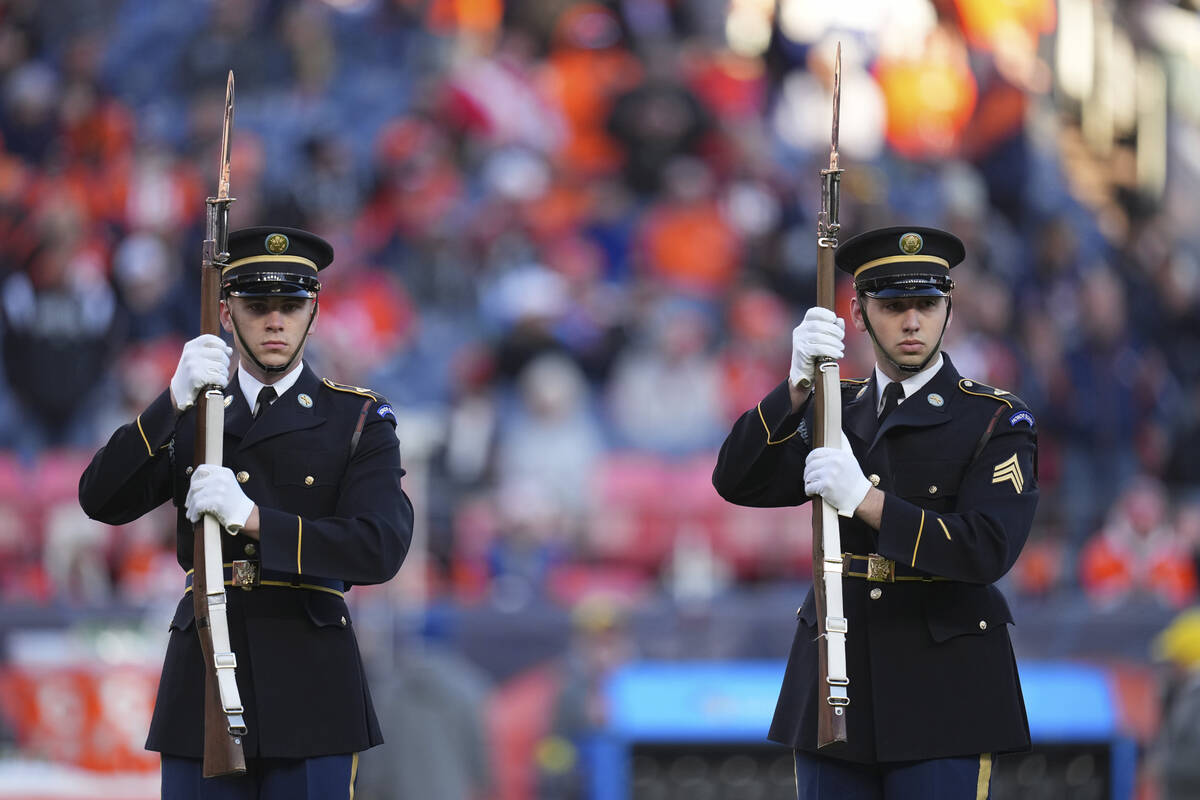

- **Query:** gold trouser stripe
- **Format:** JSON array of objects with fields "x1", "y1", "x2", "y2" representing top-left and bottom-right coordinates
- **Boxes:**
[
  {"x1": 976, "y1": 753, "x2": 993, "y2": 799},
  {"x1": 136, "y1": 415, "x2": 152, "y2": 457},
  {"x1": 349, "y1": 752, "x2": 359, "y2": 800},
  {"x1": 222, "y1": 254, "x2": 317, "y2": 273},
  {"x1": 296, "y1": 517, "x2": 303, "y2": 574},
  {"x1": 853, "y1": 254, "x2": 950, "y2": 278},
  {"x1": 911, "y1": 510, "x2": 925, "y2": 567},
  {"x1": 938, "y1": 518, "x2": 951, "y2": 540},
  {"x1": 758, "y1": 403, "x2": 796, "y2": 444}
]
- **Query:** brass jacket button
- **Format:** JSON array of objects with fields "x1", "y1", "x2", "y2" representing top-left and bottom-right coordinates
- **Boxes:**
[
  {"x1": 236, "y1": 471, "x2": 249, "y2": 484},
  {"x1": 979, "y1": 620, "x2": 988, "y2": 631},
  {"x1": 340, "y1": 616, "x2": 348, "y2": 627},
  {"x1": 868, "y1": 474, "x2": 881, "y2": 487},
  {"x1": 244, "y1": 543, "x2": 256, "y2": 556},
  {"x1": 304, "y1": 476, "x2": 315, "y2": 486},
  {"x1": 185, "y1": 466, "x2": 193, "y2": 476},
  {"x1": 928, "y1": 485, "x2": 938, "y2": 495},
  {"x1": 869, "y1": 588, "x2": 882, "y2": 600}
]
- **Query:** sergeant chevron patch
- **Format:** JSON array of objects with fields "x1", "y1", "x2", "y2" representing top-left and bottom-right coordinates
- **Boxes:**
[{"x1": 992, "y1": 454, "x2": 1024, "y2": 493}]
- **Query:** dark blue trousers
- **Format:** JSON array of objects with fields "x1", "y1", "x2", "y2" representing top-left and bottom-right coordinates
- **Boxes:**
[
  {"x1": 794, "y1": 750, "x2": 993, "y2": 800},
  {"x1": 161, "y1": 753, "x2": 358, "y2": 800}
]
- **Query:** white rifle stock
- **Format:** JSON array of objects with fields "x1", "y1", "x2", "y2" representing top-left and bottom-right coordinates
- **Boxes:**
[
  {"x1": 192, "y1": 70, "x2": 247, "y2": 777},
  {"x1": 812, "y1": 43, "x2": 849, "y2": 747}
]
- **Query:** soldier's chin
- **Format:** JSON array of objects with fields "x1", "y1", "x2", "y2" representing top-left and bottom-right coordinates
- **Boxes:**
[
  {"x1": 891, "y1": 348, "x2": 926, "y2": 367},
  {"x1": 256, "y1": 349, "x2": 293, "y2": 367}
]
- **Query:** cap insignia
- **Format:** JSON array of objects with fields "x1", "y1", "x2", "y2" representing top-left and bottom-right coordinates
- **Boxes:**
[
  {"x1": 899, "y1": 232, "x2": 923, "y2": 255},
  {"x1": 265, "y1": 233, "x2": 290, "y2": 254}
]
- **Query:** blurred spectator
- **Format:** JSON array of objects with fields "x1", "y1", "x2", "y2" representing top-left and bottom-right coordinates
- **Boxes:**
[
  {"x1": 437, "y1": 28, "x2": 565, "y2": 154},
  {"x1": 874, "y1": 22, "x2": 976, "y2": 161},
  {"x1": 110, "y1": 230, "x2": 191, "y2": 342},
  {"x1": 487, "y1": 479, "x2": 573, "y2": 611},
  {"x1": 536, "y1": 596, "x2": 635, "y2": 799},
  {"x1": 1057, "y1": 265, "x2": 1169, "y2": 562},
  {"x1": 1151, "y1": 607, "x2": 1200, "y2": 799},
  {"x1": 0, "y1": 63, "x2": 59, "y2": 163},
  {"x1": 176, "y1": 0, "x2": 288, "y2": 98},
  {"x1": 606, "y1": 297, "x2": 725, "y2": 456},
  {"x1": 1079, "y1": 476, "x2": 1197, "y2": 610},
  {"x1": 486, "y1": 264, "x2": 573, "y2": 383},
  {"x1": 635, "y1": 156, "x2": 739, "y2": 296},
  {"x1": 496, "y1": 354, "x2": 605, "y2": 521},
  {"x1": 357, "y1": 636, "x2": 493, "y2": 800},
  {"x1": 771, "y1": 39, "x2": 886, "y2": 163},
  {"x1": 605, "y1": 43, "x2": 713, "y2": 196},
  {"x1": 0, "y1": 202, "x2": 120, "y2": 451},
  {"x1": 538, "y1": 3, "x2": 642, "y2": 177},
  {"x1": 716, "y1": 286, "x2": 789, "y2": 419}
]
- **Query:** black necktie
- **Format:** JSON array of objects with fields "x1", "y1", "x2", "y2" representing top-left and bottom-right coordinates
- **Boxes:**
[
  {"x1": 879, "y1": 381, "x2": 904, "y2": 422},
  {"x1": 253, "y1": 386, "x2": 277, "y2": 419}
]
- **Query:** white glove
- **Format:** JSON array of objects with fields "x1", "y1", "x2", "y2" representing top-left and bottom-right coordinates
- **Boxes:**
[
  {"x1": 170, "y1": 334, "x2": 232, "y2": 412},
  {"x1": 789, "y1": 307, "x2": 845, "y2": 389},
  {"x1": 186, "y1": 466, "x2": 255, "y2": 533},
  {"x1": 804, "y1": 435, "x2": 871, "y2": 517}
]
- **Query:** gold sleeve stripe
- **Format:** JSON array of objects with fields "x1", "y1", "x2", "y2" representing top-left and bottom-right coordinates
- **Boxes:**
[
  {"x1": 136, "y1": 415, "x2": 153, "y2": 457},
  {"x1": 938, "y1": 518, "x2": 951, "y2": 540},
  {"x1": 911, "y1": 510, "x2": 925, "y2": 567},
  {"x1": 976, "y1": 753, "x2": 993, "y2": 799},
  {"x1": 296, "y1": 517, "x2": 303, "y2": 574},
  {"x1": 758, "y1": 403, "x2": 797, "y2": 445},
  {"x1": 350, "y1": 753, "x2": 360, "y2": 800}
]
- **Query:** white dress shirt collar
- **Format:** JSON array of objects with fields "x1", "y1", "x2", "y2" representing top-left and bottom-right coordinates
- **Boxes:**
[
  {"x1": 236, "y1": 361, "x2": 305, "y2": 412},
  {"x1": 874, "y1": 352, "x2": 944, "y2": 413}
]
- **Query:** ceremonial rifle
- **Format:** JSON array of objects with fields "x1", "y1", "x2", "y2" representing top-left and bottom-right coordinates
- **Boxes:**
[
  {"x1": 193, "y1": 70, "x2": 247, "y2": 777},
  {"x1": 812, "y1": 44, "x2": 848, "y2": 747}
]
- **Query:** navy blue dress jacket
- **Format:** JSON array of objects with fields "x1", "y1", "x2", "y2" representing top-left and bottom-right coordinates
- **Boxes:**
[
  {"x1": 79, "y1": 363, "x2": 413, "y2": 759},
  {"x1": 713, "y1": 355, "x2": 1038, "y2": 763}
]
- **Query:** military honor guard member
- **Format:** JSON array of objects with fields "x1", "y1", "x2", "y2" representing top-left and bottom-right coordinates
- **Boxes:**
[
  {"x1": 79, "y1": 227, "x2": 414, "y2": 799},
  {"x1": 713, "y1": 227, "x2": 1039, "y2": 799}
]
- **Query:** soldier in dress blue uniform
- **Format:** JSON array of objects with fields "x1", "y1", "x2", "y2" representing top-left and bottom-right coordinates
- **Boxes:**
[
  {"x1": 713, "y1": 226, "x2": 1039, "y2": 799},
  {"x1": 79, "y1": 226, "x2": 414, "y2": 799}
]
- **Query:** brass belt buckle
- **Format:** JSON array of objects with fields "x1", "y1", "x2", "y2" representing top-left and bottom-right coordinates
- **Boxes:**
[
  {"x1": 867, "y1": 555, "x2": 895, "y2": 583},
  {"x1": 231, "y1": 560, "x2": 260, "y2": 590}
]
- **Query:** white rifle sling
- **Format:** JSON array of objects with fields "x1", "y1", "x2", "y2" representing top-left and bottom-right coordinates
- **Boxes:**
[
  {"x1": 818, "y1": 362, "x2": 849, "y2": 707},
  {"x1": 203, "y1": 390, "x2": 247, "y2": 735}
]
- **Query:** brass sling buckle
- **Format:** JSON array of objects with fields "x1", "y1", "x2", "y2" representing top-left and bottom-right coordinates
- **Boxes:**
[
  {"x1": 231, "y1": 560, "x2": 260, "y2": 590},
  {"x1": 866, "y1": 555, "x2": 895, "y2": 583}
]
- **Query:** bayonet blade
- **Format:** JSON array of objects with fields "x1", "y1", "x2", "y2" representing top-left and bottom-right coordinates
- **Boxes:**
[
  {"x1": 217, "y1": 71, "x2": 234, "y2": 200},
  {"x1": 830, "y1": 43, "x2": 841, "y2": 171}
]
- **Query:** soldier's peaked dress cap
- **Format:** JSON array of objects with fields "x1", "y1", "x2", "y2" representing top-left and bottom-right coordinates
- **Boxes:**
[
  {"x1": 221, "y1": 226, "x2": 334, "y2": 298},
  {"x1": 836, "y1": 225, "x2": 964, "y2": 298}
]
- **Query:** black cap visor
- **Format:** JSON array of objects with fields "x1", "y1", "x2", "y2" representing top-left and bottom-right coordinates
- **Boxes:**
[
  {"x1": 223, "y1": 272, "x2": 321, "y2": 298},
  {"x1": 858, "y1": 273, "x2": 955, "y2": 298}
]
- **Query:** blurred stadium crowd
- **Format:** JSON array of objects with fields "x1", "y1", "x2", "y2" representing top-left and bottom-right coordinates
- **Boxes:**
[{"x1": 1, "y1": 0, "x2": 1200, "y2": 795}]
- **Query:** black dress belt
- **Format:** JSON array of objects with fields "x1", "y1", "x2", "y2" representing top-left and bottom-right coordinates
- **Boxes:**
[
  {"x1": 185, "y1": 563, "x2": 345, "y2": 596},
  {"x1": 842, "y1": 553, "x2": 950, "y2": 583}
]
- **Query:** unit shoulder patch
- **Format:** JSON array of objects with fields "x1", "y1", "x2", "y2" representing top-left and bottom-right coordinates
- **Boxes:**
[{"x1": 322, "y1": 378, "x2": 383, "y2": 401}]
